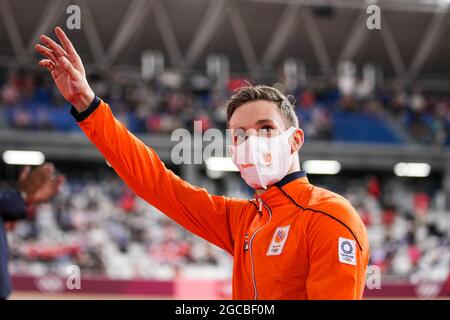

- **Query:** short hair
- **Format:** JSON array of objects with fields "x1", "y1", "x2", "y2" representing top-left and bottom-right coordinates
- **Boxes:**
[{"x1": 225, "y1": 85, "x2": 299, "y2": 128}]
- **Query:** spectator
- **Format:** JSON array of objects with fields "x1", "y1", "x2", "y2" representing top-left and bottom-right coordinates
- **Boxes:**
[{"x1": 1, "y1": 164, "x2": 63, "y2": 299}]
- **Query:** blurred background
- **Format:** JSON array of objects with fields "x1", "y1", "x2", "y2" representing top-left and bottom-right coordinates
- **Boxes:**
[{"x1": 0, "y1": 0, "x2": 450, "y2": 299}]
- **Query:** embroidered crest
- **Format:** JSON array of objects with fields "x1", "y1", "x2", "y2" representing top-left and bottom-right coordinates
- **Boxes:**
[{"x1": 266, "y1": 225, "x2": 290, "y2": 256}]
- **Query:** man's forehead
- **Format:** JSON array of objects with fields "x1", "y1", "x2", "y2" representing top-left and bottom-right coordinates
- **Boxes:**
[{"x1": 229, "y1": 100, "x2": 285, "y2": 129}]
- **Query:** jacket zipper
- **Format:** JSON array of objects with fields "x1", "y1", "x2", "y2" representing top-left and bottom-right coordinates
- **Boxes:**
[{"x1": 249, "y1": 197, "x2": 272, "y2": 300}]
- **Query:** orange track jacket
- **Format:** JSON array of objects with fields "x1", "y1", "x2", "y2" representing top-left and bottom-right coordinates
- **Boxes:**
[{"x1": 71, "y1": 97, "x2": 370, "y2": 300}]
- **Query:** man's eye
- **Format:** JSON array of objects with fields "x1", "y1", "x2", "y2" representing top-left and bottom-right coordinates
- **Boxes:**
[
  {"x1": 260, "y1": 126, "x2": 274, "y2": 136},
  {"x1": 233, "y1": 131, "x2": 246, "y2": 144}
]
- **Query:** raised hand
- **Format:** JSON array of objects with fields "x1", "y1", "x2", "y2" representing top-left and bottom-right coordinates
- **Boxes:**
[
  {"x1": 35, "y1": 26, "x2": 94, "y2": 112},
  {"x1": 18, "y1": 163, "x2": 65, "y2": 204}
]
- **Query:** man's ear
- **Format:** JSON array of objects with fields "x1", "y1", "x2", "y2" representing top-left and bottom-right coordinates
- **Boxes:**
[{"x1": 290, "y1": 128, "x2": 304, "y2": 154}]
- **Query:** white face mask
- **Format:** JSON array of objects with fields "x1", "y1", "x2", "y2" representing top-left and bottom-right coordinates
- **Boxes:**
[{"x1": 231, "y1": 127, "x2": 297, "y2": 189}]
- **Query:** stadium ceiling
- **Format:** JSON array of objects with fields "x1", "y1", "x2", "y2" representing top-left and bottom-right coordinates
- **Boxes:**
[{"x1": 1, "y1": 0, "x2": 450, "y2": 82}]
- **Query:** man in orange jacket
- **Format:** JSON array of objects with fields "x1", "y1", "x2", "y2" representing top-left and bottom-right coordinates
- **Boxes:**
[{"x1": 35, "y1": 27, "x2": 369, "y2": 300}]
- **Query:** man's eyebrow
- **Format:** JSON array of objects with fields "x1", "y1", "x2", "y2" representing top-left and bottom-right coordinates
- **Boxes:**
[
  {"x1": 255, "y1": 119, "x2": 275, "y2": 126},
  {"x1": 232, "y1": 120, "x2": 276, "y2": 135}
]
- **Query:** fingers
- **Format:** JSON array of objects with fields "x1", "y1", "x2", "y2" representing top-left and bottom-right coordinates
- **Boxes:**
[
  {"x1": 35, "y1": 44, "x2": 58, "y2": 63},
  {"x1": 32, "y1": 163, "x2": 54, "y2": 181},
  {"x1": 39, "y1": 34, "x2": 67, "y2": 58},
  {"x1": 36, "y1": 27, "x2": 86, "y2": 77},
  {"x1": 54, "y1": 27, "x2": 78, "y2": 59},
  {"x1": 43, "y1": 162, "x2": 56, "y2": 175},
  {"x1": 21, "y1": 163, "x2": 62, "y2": 204},
  {"x1": 38, "y1": 51, "x2": 79, "y2": 79},
  {"x1": 58, "y1": 56, "x2": 79, "y2": 79},
  {"x1": 18, "y1": 166, "x2": 31, "y2": 184},
  {"x1": 40, "y1": 163, "x2": 56, "y2": 182},
  {"x1": 39, "y1": 59, "x2": 56, "y2": 71},
  {"x1": 54, "y1": 27, "x2": 84, "y2": 71}
]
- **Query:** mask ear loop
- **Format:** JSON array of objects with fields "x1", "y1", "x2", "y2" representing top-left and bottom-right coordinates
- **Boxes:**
[
  {"x1": 281, "y1": 126, "x2": 297, "y2": 153},
  {"x1": 280, "y1": 97, "x2": 298, "y2": 144},
  {"x1": 281, "y1": 127, "x2": 296, "y2": 175},
  {"x1": 284, "y1": 126, "x2": 296, "y2": 136}
]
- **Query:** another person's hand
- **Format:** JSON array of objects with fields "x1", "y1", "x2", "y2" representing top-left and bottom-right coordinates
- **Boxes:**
[
  {"x1": 18, "y1": 163, "x2": 65, "y2": 204},
  {"x1": 35, "y1": 26, "x2": 94, "y2": 112}
]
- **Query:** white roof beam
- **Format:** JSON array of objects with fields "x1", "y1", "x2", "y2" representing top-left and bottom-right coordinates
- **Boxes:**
[
  {"x1": 153, "y1": 0, "x2": 183, "y2": 68},
  {"x1": 76, "y1": 0, "x2": 107, "y2": 66},
  {"x1": 107, "y1": 0, "x2": 154, "y2": 64},
  {"x1": 27, "y1": 0, "x2": 69, "y2": 53},
  {"x1": 261, "y1": 1, "x2": 301, "y2": 66},
  {"x1": 338, "y1": 9, "x2": 369, "y2": 63},
  {"x1": 185, "y1": 0, "x2": 228, "y2": 68},
  {"x1": 380, "y1": 18, "x2": 407, "y2": 79},
  {"x1": 409, "y1": 5, "x2": 450, "y2": 79},
  {"x1": 302, "y1": 8, "x2": 333, "y2": 75},
  {"x1": 227, "y1": 2, "x2": 259, "y2": 72},
  {"x1": 0, "y1": 0, "x2": 26, "y2": 60}
]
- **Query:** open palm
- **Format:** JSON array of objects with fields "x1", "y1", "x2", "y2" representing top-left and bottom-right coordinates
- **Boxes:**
[{"x1": 35, "y1": 27, "x2": 94, "y2": 111}]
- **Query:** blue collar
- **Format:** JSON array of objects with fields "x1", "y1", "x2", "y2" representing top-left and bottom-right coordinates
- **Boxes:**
[{"x1": 275, "y1": 171, "x2": 307, "y2": 188}]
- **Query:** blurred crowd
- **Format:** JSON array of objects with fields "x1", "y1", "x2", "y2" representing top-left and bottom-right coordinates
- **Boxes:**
[
  {"x1": 1, "y1": 66, "x2": 449, "y2": 283},
  {"x1": 342, "y1": 176, "x2": 450, "y2": 283},
  {"x1": 7, "y1": 175, "x2": 232, "y2": 280},
  {"x1": 0, "y1": 68, "x2": 449, "y2": 145},
  {"x1": 5, "y1": 172, "x2": 450, "y2": 283}
]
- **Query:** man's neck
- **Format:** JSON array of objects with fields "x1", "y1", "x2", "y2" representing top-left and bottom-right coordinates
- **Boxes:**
[{"x1": 255, "y1": 188, "x2": 266, "y2": 196}]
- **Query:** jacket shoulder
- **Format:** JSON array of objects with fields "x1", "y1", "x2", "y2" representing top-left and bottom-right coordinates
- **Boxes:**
[{"x1": 301, "y1": 185, "x2": 368, "y2": 251}]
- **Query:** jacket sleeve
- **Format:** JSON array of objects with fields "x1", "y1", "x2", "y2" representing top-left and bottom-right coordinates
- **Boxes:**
[
  {"x1": 0, "y1": 191, "x2": 27, "y2": 222},
  {"x1": 71, "y1": 97, "x2": 246, "y2": 255},
  {"x1": 305, "y1": 212, "x2": 369, "y2": 300}
]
